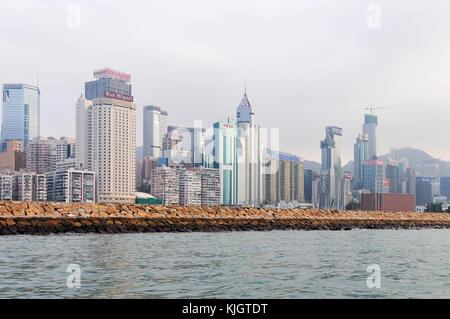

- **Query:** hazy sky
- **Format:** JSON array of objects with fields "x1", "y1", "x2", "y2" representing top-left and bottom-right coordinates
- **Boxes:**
[{"x1": 1, "y1": 0, "x2": 450, "y2": 164}]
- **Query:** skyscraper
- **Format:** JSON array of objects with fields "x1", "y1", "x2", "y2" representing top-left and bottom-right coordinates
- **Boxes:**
[
  {"x1": 2, "y1": 84, "x2": 40, "y2": 151},
  {"x1": 26, "y1": 137, "x2": 53, "y2": 174},
  {"x1": 362, "y1": 114, "x2": 377, "y2": 159},
  {"x1": 353, "y1": 133, "x2": 369, "y2": 189},
  {"x1": 143, "y1": 105, "x2": 168, "y2": 159},
  {"x1": 319, "y1": 126, "x2": 342, "y2": 209},
  {"x1": 362, "y1": 159, "x2": 384, "y2": 193},
  {"x1": 205, "y1": 118, "x2": 238, "y2": 206},
  {"x1": 304, "y1": 169, "x2": 313, "y2": 203},
  {"x1": 79, "y1": 69, "x2": 136, "y2": 203},
  {"x1": 236, "y1": 91, "x2": 260, "y2": 206}
]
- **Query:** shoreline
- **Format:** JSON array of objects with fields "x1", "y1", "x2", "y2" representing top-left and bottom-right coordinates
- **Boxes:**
[{"x1": 1, "y1": 201, "x2": 450, "y2": 235}]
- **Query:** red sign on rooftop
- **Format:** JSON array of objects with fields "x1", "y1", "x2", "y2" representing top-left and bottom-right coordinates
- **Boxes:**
[{"x1": 93, "y1": 68, "x2": 131, "y2": 82}]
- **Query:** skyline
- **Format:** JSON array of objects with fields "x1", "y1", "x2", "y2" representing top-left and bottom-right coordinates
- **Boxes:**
[{"x1": 2, "y1": 1, "x2": 450, "y2": 164}]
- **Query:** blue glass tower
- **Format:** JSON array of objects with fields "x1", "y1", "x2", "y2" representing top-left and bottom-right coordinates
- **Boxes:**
[{"x1": 1, "y1": 84, "x2": 40, "y2": 151}]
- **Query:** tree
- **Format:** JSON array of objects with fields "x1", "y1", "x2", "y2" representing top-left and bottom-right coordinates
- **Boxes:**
[
  {"x1": 425, "y1": 202, "x2": 443, "y2": 213},
  {"x1": 345, "y1": 200, "x2": 361, "y2": 211}
]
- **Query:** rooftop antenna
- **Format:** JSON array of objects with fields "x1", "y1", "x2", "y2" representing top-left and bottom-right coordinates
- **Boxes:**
[
  {"x1": 365, "y1": 105, "x2": 388, "y2": 115},
  {"x1": 36, "y1": 72, "x2": 39, "y2": 88}
]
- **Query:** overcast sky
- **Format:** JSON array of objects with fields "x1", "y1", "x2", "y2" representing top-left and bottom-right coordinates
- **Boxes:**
[{"x1": 1, "y1": 0, "x2": 450, "y2": 164}]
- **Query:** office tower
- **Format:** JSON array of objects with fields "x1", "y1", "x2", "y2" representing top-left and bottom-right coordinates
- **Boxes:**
[
  {"x1": 304, "y1": 169, "x2": 313, "y2": 203},
  {"x1": 75, "y1": 95, "x2": 92, "y2": 169},
  {"x1": 353, "y1": 133, "x2": 369, "y2": 189},
  {"x1": 236, "y1": 91, "x2": 260, "y2": 206},
  {"x1": 12, "y1": 172, "x2": 46, "y2": 202},
  {"x1": 362, "y1": 159, "x2": 384, "y2": 193},
  {"x1": 424, "y1": 164, "x2": 439, "y2": 178},
  {"x1": 1, "y1": 84, "x2": 40, "y2": 151},
  {"x1": 415, "y1": 177, "x2": 433, "y2": 206},
  {"x1": 150, "y1": 166, "x2": 179, "y2": 205},
  {"x1": 0, "y1": 175, "x2": 13, "y2": 200},
  {"x1": 440, "y1": 177, "x2": 450, "y2": 201},
  {"x1": 343, "y1": 171, "x2": 352, "y2": 208},
  {"x1": 199, "y1": 168, "x2": 221, "y2": 206},
  {"x1": 362, "y1": 114, "x2": 377, "y2": 159},
  {"x1": 382, "y1": 178, "x2": 390, "y2": 194},
  {"x1": 205, "y1": 118, "x2": 238, "y2": 206},
  {"x1": 319, "y1": 126, "x2": 343, "y2": 209},
  {"x1": 86, "y1": 97, "x2": 136, "y2": 203},
  {"x1": 85, "y1": 68, "x2": 132, "y2": 100},
  {"x1": 26, "y1": 137, "x2": 53, "y2": 174},
  {"x1": 143, "y1": 105, "x2": 168, "y2": 159},
  {"x1": 178, "y1": 168, "x2": 201, "y2": 206},
  {"x1": 0, "y1": 140, "x2": 26, "y2": 171},
  {"x1": 46, "y1": 169, "x2": 95, "y2": 203},
  {"x1": 385, "y1": 160, "x2": 400, "y2": 193}
]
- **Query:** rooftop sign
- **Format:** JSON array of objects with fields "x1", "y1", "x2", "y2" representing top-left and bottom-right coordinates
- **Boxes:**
[{"x1": 93, "y1": 68, "x2": 131, "y2": 82}]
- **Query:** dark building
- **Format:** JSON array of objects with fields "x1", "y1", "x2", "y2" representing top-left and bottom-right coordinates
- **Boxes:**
[
  {"x1": 440, "y1": 177, "x2": 450, "y2": 201},
  {"x1": 304, "y1": 169, "x2": 312, "y2": 203},
  {"x1": 385, "y1": 160, "x2": 400, "y2": 193},
  {"x1": 415, "y1": 177, "x2": 432, "y2": 206},
  {"x1": 361, "y1": 193, "x2": 415, "y2": 212},
  {"x1": 85, "y1": 68, "x2": 132, "y2": 101}
]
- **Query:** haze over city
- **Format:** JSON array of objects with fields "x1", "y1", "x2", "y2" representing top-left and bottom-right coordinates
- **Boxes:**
[{"x1": 1, "y1": 0, "x2": 450, "y2": 163}]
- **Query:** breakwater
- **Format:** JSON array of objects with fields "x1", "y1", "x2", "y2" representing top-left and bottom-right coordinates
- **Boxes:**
[{"x1": 0, "y1": 201, "x2": 449, "y2": 235}]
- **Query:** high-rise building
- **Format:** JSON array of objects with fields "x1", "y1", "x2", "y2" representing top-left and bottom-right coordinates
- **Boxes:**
[
  {"x1": 150, "y1": 166, "x2": 179, "y2": 205},
  {"x1": 236, "y1": 91, "x2": 260, "y2": 206},
  {"x1": 406, "y1": 168, "x2": 417, "y2": 195},
  {"x1": 75, "y1": 95, "x2": 92, "y2": 169},
  {"x1": 415, "y1": 177, "x2": 433, "y2": 206},
  {"x1": 0, "y1": 140, "x2": 26, "y2": 172},
  {"x1": 319, "y1": 126, "x2": 343, "y2": 209},
  {"x1": 85, "y1": 68, "x2": 132, "y2": 101},
  {"x1": 86, "y1": 97, "x2": 136, "y2": 203},
  {"x1": 26, "y1": 137, "x2": 53, "y2": 174},
  {"x1": 362, "y1": 159, "x2": 384, "y2": 193},
  {"x1": 362, "y1": 114, "x2": 377, "y2": 159},
  {"x1": 136, "y1": 156, "x2": 159, "y2": 193},
  {"x1": 261, "y1": 151, "x2": 304, "y2": 205},
  {"x1": 48, "y1": 136, "x2": 76, "y2": 171},
  {"x1": 353, "y1": 133, "x2": 369, "y2": 189},
  {"x1": 385, "y1": 160, "x2": 400, "y2": 193},
  {"x1": 12, "y1": 172, "x2": 46, "y2": 202},
  {"x1": 199, "y1": 168, "x2": 220, "y2": 206},
  {"x1": 304, "y1": 169, "x2": 313, "y2": 203},
  {"x1": 143, "y1": 105, "x2": 169, "y2": 159},
  {"x1": 0, "y1": 175, "x2": 13, "y2": 200},
  {"x1": 1, "y1": 84, "x2": 40, "y2": 151},
  {"x1": 178, "y1": 168, "x2": 201, "y2": 206},
  {"x1": 78, "y1": 69, "x2": 137, "y2": 204},
  {"x1": 440, "y1": 177, "x2": 450, "y2": 201},
  {"x1": 46, "y1": 169, "x2": 95, "y2": 203},
  {"x1": 205, "y1": 118, "x2": 238, "y2": 206}
]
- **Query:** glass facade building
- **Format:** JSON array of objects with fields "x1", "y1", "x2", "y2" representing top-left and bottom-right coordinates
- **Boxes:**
[{"x1": 2, "y1": 84, "x2": 40, "y2": 151}]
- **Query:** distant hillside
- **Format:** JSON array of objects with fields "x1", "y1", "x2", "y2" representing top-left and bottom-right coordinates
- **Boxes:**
[{"x1": 343, "y1": 147, "x2": 450, "y2": 177}]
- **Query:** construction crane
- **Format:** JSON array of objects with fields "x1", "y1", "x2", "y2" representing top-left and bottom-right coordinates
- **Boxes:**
[{"x1": 365, "y1": 106, "x2": 388, "y2": 115}]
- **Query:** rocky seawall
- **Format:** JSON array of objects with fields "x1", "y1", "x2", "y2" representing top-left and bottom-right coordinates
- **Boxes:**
[{"x1": 0, "y1": 201, "x2": 449, "y2": 235}]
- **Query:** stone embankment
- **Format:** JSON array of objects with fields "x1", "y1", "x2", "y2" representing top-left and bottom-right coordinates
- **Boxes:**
[{"x1": 0, "y1": 201, "x2": 449, "y2": 235}]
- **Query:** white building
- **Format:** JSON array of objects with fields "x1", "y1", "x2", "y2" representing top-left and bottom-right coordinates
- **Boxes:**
[
  {"x1": 85, "y1": 97, "x2": 136, "y2": 203},
  {"x1": 0, "y1": 175, "x2": 13, "y2": 200},
  {"x1": 75, "y1": 95, "x2": 92, "y2": 169},
  {"x1": 143, "y1": 105, "x2": 168, "y2": 159},
  {"x1": 46, "y1": 169, "x2": 96, "y2": 203},
  {"x1": 151, "y1": 166, "x2": 179, "y2": 205},
  {"x1": 178, "y1": 168, "x2": 201, "y2": 206}
]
